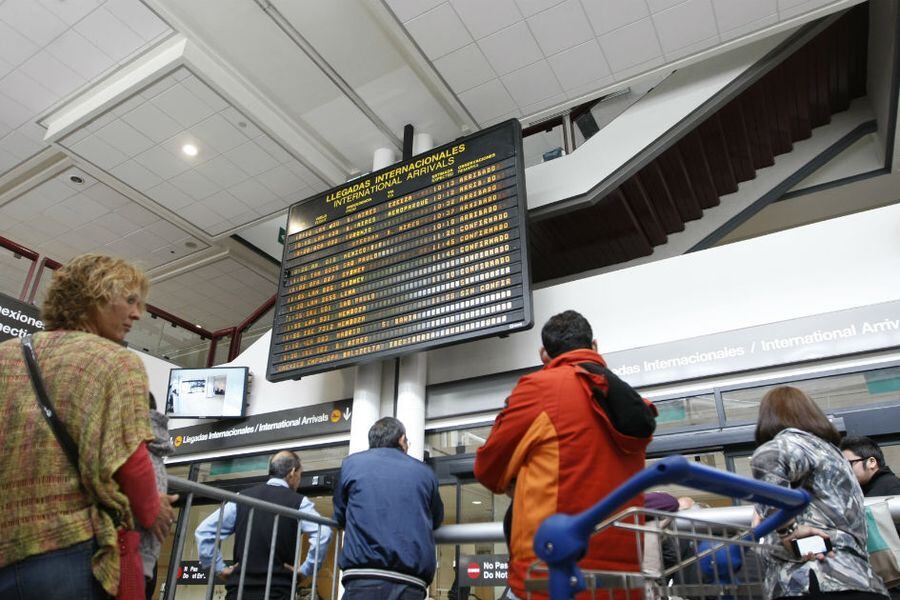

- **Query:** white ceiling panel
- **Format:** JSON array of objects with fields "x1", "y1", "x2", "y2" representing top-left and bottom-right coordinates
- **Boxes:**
[
  {"x1": 0, "y1": 20, "x2": 40, "y2": 68},
  {"x1": 385, "y1": 0, "x2": 446, "y2": 22},
  {"x1": 0, "y1": 171, "x2": 208, "y2": 271},
  {"x1": 18, "y1": 50, "x2": 85, "y2": 97},
  {"x1": 1, "y1": 70, "x2": 57, "y2": 113},
  {"x1": 95, "y1": 119, "x2": 155, "y2": 157},
  {"x1": 582, "y1": 0, "x2": 650, "y2": 35},
  {"x1": 527, "y1": 0, "x2": 594, "y2": 56},
  {"x1": 433, "y1": 43, "x2": 496, "y2": 93},
  {"x1": 74, "y1": 7, "x2": 146, "y2": 59},
  {"x1": 547, "y1": 39, "x2": 612, "y2": 92},
  {"x1": 0, "y1": 92, "x2": 31, "y2": 129},
  {"x1": 478, "y1": 22, "x2": 544, "y2": 76},
  {"x1": 104, "y1": 0, "x2": 170, "y2": 42},
  {"x1": 46, "y1": 30, "x2": 116, "y2": 80},
  {"x1": 458, "y1": 79, "x2": 519, "y2": 124},
  {"x1": 450, "y1": 0, "x2": 522, "y2": 39},
  {"x1": 0, "y1": 0, "x2": 68, "y2": 48},
  {"x1": 501, "y1": 60, "x2": 563, "y2": 107},
  {"x1": 151, "y1": 83, "x2": 217, "y2": 129},
  {"x1": 652, "y1": 0, "x2": 720, "y2": 55},
  {"x1": 223, "y1": 140, "x2": 279, "y2": 177},
  {"x1": 646, "y1": 0, "x2": 688, "y2": 13},
  {"x1": 36, "y1": 0, "x2": 103, "y2": 27},
  {"x1": 404, "y1": 4, "x2": 473, "y2": 60},
  {"x1": 194, "y1": 154, "x2": 249, "y2": 189},
  {"x1": 137, "y1": 145, "x2": 192, "y2": 180},
  {"x1": 169, "y1": 169, "x2": 219, "y2": 200},
  {"x1": 712, "y1": 0, "x2": 778, "y2": 34},
  {"x1": 122, "y1": 102, "x2": 185, "y2": 142},
  {"x1": 598, "y1": 18, "x2": 664, "y2": 73},
  {"x1": 71, "y1": 135, "x2": 129, "y2": 170},
  {"x1": 514, "y1": 0, "x2": 565, "y2": 18}
]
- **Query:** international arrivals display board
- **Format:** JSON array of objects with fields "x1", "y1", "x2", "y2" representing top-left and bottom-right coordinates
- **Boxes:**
[{"x1": 267, "y1": 119, "x2": 533, "y2": 381}]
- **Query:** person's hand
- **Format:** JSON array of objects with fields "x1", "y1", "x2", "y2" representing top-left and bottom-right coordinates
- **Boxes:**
[
  {"x1": 149, "y1": 493, "x2": 179, "y2": 542},
  {"x1": 780, "y1": 525, "x2": 834, "y2": 561},
  {"x1": 217, "y1": 563, "x2": 239, "y2": 582},
  {"x1": 283, "y1": 563, "x2": 312, "y2": 586}
]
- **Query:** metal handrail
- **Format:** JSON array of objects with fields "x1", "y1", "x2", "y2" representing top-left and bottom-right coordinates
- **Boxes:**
[{"x1": 165, "y1": 476, "x2": 339, "y2": 600}]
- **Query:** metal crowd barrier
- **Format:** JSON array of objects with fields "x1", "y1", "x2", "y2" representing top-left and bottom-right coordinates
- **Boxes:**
[
  {"x1": 164, "y1": 476, "x2": 341, "y2": 600},
  {"x1": 162, "y1": 472, "x2": 900, "y2": 600}
]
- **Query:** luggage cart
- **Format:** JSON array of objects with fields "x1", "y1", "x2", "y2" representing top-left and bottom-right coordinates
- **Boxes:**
[{"x1": 526, "y1": 455, "x2": 811, "y2": 599}]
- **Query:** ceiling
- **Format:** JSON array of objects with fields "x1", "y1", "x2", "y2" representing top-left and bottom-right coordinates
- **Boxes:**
[{"x1": 0, "y1": 0, "x2": 871, "y2": 362}]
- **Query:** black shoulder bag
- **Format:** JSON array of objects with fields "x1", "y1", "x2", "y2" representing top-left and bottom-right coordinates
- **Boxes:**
[{"x1": 20, "y1": 334, "x2": 144, "y2": 600}]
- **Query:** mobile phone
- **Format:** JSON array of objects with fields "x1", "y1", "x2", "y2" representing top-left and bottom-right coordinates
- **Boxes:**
[{"x1": 791, "y1": 535, "x2": 832, "y2": 557}]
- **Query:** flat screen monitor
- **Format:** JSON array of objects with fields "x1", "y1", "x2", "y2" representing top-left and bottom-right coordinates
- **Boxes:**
[{"x1": 165, "y1": 367, "x2": 248, "y2": 419}]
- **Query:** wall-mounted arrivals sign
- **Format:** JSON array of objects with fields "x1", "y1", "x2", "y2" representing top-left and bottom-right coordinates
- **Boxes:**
[
  {"x1": 458, "y1": 554, "x2": 508, "y2": 587},
  {"x1": 268, "y1": 119, "x2": 533, "y2": 381},
  {"x1": 168, "y1": 400, "x2": 351, "y2": 456},
  {"x1": 0, "y1": 292, "x2": 43, "y2": 343}
]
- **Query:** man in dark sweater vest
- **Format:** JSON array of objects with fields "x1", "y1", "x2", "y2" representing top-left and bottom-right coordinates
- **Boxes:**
[
  {"x1": 195, "y1": 451, "x2": 332, "y2": 600},
  {"x1": 841, "y1": 436, "x2": 900, "y2": 599},
  {"x1": 333, "y1": 417, "x2": 444, "y2": 599}
]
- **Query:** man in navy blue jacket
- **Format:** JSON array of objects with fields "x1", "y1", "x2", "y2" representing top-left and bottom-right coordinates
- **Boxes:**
[{"x1": 333, "y1": 417, "x2": 444, "y2": 599}]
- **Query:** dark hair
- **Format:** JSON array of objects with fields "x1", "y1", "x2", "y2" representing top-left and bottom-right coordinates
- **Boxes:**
[
  {"x1": 368, "y1": 417, "x2": 406, "y2": 449},
  {"x1": 541, "y1": 310, "x2": 593, "y2": 358},
  {"x1": 268, "y1": 451, "x2": 301, "y2": 479},
  {"x1": 840, "y1": 435, "x2": 886, "y2": 468},
  {"x1": 149, "y1": 392, "x2": 157, "y2": 411},
  {"x1": 754, "y1": 386, "x2": 840, "y2": 445}
]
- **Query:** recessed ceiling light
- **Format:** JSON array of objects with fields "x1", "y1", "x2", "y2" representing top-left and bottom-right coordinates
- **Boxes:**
[
  {"x1": 182, "y1": 143, "x2": 198, "y2": 157},
  {"x1": 471, "y1": 500, "x2": 482, "y2": 505}
]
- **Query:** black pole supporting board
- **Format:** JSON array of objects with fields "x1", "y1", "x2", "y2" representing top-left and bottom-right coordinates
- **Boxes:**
[{"x1": 266, "y1": 119, "x2": 533, "y2": 382}]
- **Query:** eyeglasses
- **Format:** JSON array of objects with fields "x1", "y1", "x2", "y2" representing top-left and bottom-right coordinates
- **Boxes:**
[{"x1": 847, "y1": 457, "x2": 868, "y2": 466}]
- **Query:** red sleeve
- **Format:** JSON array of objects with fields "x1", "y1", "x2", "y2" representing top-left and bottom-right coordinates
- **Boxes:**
[{"x1": 113, "y1": 443, "x2": 160, "y2": 529}]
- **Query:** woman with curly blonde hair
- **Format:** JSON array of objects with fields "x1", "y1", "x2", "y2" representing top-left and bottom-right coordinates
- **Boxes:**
[{"x1": 0, "y1": 254, "x2": 177, "y2": 600}]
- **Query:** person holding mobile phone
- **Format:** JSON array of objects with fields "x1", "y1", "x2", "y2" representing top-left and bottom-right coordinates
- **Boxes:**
[{"x1": 750, "y1": 386, "x2": 888, "y2": 600}]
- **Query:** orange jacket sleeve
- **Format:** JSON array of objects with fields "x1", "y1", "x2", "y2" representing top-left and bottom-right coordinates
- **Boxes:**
[{"x1": 474, "y1": 375, "x2": 546, "y2": 494}]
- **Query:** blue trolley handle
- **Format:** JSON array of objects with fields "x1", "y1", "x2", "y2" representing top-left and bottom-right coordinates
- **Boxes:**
[{"x1": 533, "y1": 455, "x2": 811, "y2": 599}]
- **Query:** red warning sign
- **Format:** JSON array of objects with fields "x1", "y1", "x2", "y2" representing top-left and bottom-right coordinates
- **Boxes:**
[{"x1": 467, "y1": 562, "x2": 480, "y2": 579}]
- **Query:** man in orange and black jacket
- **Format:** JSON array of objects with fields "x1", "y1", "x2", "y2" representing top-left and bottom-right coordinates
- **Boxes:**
[{"x1": 474, "y1": 310, "x2": 657, "y2": 599}]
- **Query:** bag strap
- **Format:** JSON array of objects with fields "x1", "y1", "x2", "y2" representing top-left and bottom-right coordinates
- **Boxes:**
[
  {"x1": 20, "y1": 334, "x2": 122, "y2": 526},
  {"x1": 21, "y1": 334, "x2": 81, "y2": 472}
]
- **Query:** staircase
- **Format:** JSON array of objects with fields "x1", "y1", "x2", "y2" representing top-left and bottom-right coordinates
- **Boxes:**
[{"x1": 527, "y1": 4, "x2": 869, "y2": 284}]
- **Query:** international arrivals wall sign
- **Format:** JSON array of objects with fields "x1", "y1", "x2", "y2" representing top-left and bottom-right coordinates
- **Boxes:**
[
  {"x1": 267, "y1": 119, "x2": 533, "y2": 381},
  {"x1": 168, "y1": 400, "x2": 351, "y2": 456}
]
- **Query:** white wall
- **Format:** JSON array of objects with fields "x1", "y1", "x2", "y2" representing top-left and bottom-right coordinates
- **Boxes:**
[{"x1": 427, "y1": 201, "x2": 900, "y2": 385}]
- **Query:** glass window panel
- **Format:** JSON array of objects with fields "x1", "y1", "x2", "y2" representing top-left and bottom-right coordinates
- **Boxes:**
[
  {"x1": 197, "y1": 445, "x2": 349, "y2": 483},
  {"x1": 0, "y1": 247, "x2": 35, "y2": 299},
  {"x1": 723, "y1": 367, "x2": 900, "y2": 424},
  {"x1": 239, "y1": 305, "x2": 274, "y2": 355},
  {"x1": 426, "y1": 426, "x2": 493, "y2": 458},
  {"x1": 127, "y1": 315, "x2": 211, "y2": 368},
  {"x1": 523, "y1": 124, "x2": 564, "y2": 168},
  {"x1": 651, "y1": 394, "x2": 718, "y2": 432},
  {"x1": 433, "y1": 482, "x2": 509, "y2": 600},
  {"x1": 30, "y1": 265, "x2": 53, "y2": 307},
  {"x1": 646, "y1": 452, "x2": 734, "y2": 507}
]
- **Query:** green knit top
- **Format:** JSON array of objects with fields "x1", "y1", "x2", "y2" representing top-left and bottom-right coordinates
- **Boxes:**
[{"x1": 0, "y1": 330, "x2": 152, "y2": 596}]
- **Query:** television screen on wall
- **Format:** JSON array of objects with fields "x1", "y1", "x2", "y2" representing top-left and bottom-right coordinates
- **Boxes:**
[{"x1": 165, "y1": 367, "x2": 248, "y2": 419}]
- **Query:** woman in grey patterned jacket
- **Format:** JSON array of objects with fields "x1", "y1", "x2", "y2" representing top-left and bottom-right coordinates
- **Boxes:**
[
  {"x1": 140, "y1": 394, "x2": 177, "y2": 600},
  {"x1": 751, "y1": 386, "x2": 887, "y2": 600}
]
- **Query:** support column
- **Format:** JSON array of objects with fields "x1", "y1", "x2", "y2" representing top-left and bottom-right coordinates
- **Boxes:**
[
  {"x1": 348, "y1": 146, "x2": 396, "y2": 455},
  {"x1": 394, "y1": 133, "x2": 433, "y2": 461}
]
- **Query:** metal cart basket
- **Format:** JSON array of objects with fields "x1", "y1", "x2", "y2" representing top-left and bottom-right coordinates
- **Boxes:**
[{"x1": 525, "y1": 455, "x2": 811, "y2": 599}]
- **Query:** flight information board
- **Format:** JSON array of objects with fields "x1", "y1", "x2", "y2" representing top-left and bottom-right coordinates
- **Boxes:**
[{"x1": 266, "y1": 119, "x2": 532, "y2": 381}]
